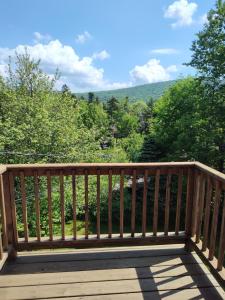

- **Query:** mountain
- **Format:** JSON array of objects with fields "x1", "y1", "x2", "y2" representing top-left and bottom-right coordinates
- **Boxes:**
[{"x1": 76, "y1": 80, "x2": 176, "y2": 102}]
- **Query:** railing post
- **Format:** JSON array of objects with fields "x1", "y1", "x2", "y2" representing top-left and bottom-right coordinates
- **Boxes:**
[
  {"x1": 2, "y1": 172, "x2": 17, "y2": 259},
  {"x1": 184, "y1": 167, "x2": 195, "y2": 251}
]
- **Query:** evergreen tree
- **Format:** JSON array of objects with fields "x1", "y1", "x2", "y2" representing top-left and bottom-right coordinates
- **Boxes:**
[
  {"x1": 88, "y1": 92, "x2": 95, "y2": 103},
  {"x1": 138, "y1": 135, "x2": 163, "y2": 162}
]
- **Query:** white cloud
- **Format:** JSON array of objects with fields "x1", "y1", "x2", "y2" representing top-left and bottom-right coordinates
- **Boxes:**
[
  {"x1": 0, "y1": 40, "x2": 179, "y2": 92},
  {"x1": 199, "y1": 13, "x2": 208, "y2": 25},
  {"x1": 0, "y1": 64, "x2": 7, "y2": 77},
  {"x1": 0, "y1": 40, "x2": 128, "y2": 92},
  {"x1": 164, "y1": 0, "x2": 198, "y2": 28},
  {"x1": 33, "y1": 32, "x2": 52, "y2": 43},
  {"x1": 92, "y1": 50, "x2": 110, "y2": 60},
  {"x1": 130, "y1": 59, "x2": 178, "y2": 85},
  {"x1": 75, "y1": 31, "x2": 92, "y2": 44},
  {"x1": 151, "y1": 48, "x2": 179, "y2": 55}
]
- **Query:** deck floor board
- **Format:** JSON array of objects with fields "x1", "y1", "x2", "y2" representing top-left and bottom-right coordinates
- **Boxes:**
[{"x1": 0, "y1": 245, "x2": 224, "y2": 300}]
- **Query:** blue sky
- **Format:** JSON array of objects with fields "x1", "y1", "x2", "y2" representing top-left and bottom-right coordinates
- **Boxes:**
[{"x1": 0, "y1": 0, "x2": 215, "y2": 92}]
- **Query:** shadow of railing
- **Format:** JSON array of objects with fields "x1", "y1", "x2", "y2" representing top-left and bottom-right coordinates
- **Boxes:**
[{"x1": 1, "y1": 246, "x2": 223, "y2": 300}]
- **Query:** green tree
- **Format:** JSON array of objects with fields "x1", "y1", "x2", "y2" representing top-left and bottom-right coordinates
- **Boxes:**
[{"x1": 186, "y1": 0, "x2": 225, "y2": 171}]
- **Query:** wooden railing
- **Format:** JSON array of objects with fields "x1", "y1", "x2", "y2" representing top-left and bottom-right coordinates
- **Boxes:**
[
  {"x1": 0, "y1": 162, "x2": 224, "y2": 286},
  {"x1": 190, "y1": 162, "x2": 225, "y2": 285}
]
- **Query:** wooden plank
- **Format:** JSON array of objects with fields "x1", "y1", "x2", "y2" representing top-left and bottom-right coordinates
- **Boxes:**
[
  {"x1": 47, "y1": 171, "x2": 53, "y2": 241},
  {"x1": 120, "y1": 170, "x2": 124, "y2": 238},
  {"x1": 208, "y1": 181, "x2": 221, "y2": 260},
  {"x1": 59, "y1": 171, "x2": 65, "y2": 240},
  {"x1": 153, "y1": 169, "x2": 160, "y2": 236},
  {"x1": 196, "y1": 174, "x2": 206, "y2": 243},
  {"x1": 34, "y1": 172, "x2": 41, "y2": 242},
  {"x1": 11, "y1": 245, "x2": 188, "y2": 264},
  {"x1": 72, "y1": 172, "x2": 76, "y2": 239},
  {"x1": 202, "y1": 176, "x2": 212, "y2": 251},
  {"x1": 35, "y1": 289, "x2": 225, "y2": 300},
  {"x1": 108, "y1": 170, "x2": 112, "y2": 238},
  {"x1": 0, "y1": 174, "x2": 8, "y2": 248},
  {"x1": 16, "y1": 234, "x2": 186, "y2": 251},
  {"x1": 142, "y1": 169, "x2": 148, "y2": 237},
  {"x1": 191, "y1": 171, "x2": 200, "y2": 237},
  {"x1": 164, "y1": 172, "x2": 172, "y2": 236},
  {"x1": 84, "y1": 170, "x2": 89, "y2": 239},
  {"x1": 19, "y1": 171, "x2": 29, "y2": 242},
  {"x1": 175, "y1": 169, "x2": 183, "y2": 235},
  {"x1": 0, "y1": 229, "x2": 3, "y2": 259},
  {"x1": 7, "y1": 172, "x2": 18, "y2": 245},
  {"x1": 0, "y1": 274, "x2": 221, "y2": 300},
  {"x1": 3, "y1": 251, "x2": 200, "y2": 275},
  {"x1": 1, "y1": 262, "x2": 210, "y2": 287},
  {"x1": 217, "y1": 194, "x2": 225, "y2": 271},
  {"x1": 131, "y1": 169, "x2": 137, "y2": 237},
  {"x1": 6, "y1": 162, "x2": 193, "y2": 177},
  {"x1": 96, "y1": 170, "x2": 100, "y2": 239},
  {"x1": 185, "y1": 168, "x2": 194, "y2": 237}
]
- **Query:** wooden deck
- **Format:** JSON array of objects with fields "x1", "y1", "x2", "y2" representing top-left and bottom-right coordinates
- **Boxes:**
[{"x1": 0, "y1": 244, "x2": 224, "y2": 300}]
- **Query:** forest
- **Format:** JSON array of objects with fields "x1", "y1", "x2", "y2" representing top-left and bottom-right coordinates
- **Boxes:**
[{"x1": 0, "y1": 0, "x2": 224, "y2": 237}]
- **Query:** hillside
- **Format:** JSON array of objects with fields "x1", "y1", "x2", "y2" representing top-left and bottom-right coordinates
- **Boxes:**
[{"x1": 76, "y1": 80, "x2": 176, "y2": 102}]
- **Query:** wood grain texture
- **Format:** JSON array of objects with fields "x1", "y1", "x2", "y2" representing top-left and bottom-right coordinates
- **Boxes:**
[
  {"x1": 47, "y1": 171, "x2": 53, "y2": 241},
  {"x1": 164, "y1": 172, "x2": 172, "y2": 236},
  {"x1": 96, "y1": 170, "x2": 100, "y2": 239},
  {"x1": 84, "y1": 170, "x2": 89, "y2": 239},
  {"x1": 175, "y1": 169, "x2": 183, "y2": 235},
  {"x1": 120, "y1": 170, "x2": 124, "y2": 238},
  {"x1": 108, "y1": 170, "x2": 112, "y2": 238},
  {"x1": 142, "y1": 169, "x2": 148, "y2": 237},
  {"x1": 202, "y1": 176, "x2": 212, "y2": 251},
  {"x1": 153, "y1": 169, "x2": 160, "y2": 236},
  {"x1": 131, "y1": 169, "x2": 137, "y2": 237},
  {"x1": 209, "y1": 181, "x2": 221, "y2": 260},
  {"x1": 217, "y1": 194, "x2": 225, "y2": 271},
  {"x1": 19, "y1": 171, "x2": 28, "y2": 242},
  {"x1": 59, "y1": 171, "x2": 65, "y2": 240},
  {"x1": 34, "y1": 172, "x2": 41, "y2": 242},
  {"x1": 0, "y1": 174, "x2": 8, "y2": 248},
  {"x1": 72, "y1": 172, "x2": 76, "y2": 240}
]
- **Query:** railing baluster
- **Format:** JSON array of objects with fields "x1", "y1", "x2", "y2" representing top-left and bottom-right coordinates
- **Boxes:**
[
  {"x1": 202, "y1": 177, "x2": 212, "y2": 251},
  {"x1": 142, "y1": 169, "x2": 148, "y2": 237},
  {"x1": 153, "y1": 169, "x2": 160, "y2": 236},
  {"x1": 0, "y1": 175, "x2": 8, "y2": 249},
  {"x1": 131, "y1": 169, "x2": 137, "y2": 237},
  {"x1": 59, "y1": 171, "x2": 65, "y2": 240},
  {"x1": 20, "y1": 171, "x2": 28, "y2": 242},
  {"x1": 196, "y1": 174, "x2": 206, "y2": 243},
  {"x1": 84, "y1": 170, "x2": 89, "y2": 239},
  {"x1": 0, "y1": 232, "x2": 3, "y2": 260},
  {"x1": 96, "y1": 170, "x2": 100, "y2": 239},
  {"x1": 191, "y1": 171, "x2": 200, "y2": 237},
  {"x1": 217, "y1": 194, "x2": 225, "y2": 270},
  {"x1": 34, "y1": 172, "x2": 41, "y2": 242},
  {"x1": 8, "y1": 172, "x2": 18, "y2": 244},
  {"x1": 108, "y1": 170, "x2": 112, "y2": 238},
  {"x1": 175, "y1": 169, "x2": 183, "y2": 235},
  {"x1": 164, "y1": 171, "x2": 172, "y2": 236},
  {"x1": 120, "y1": 170, "x2": 124, "y2": 238},
  {"x1": 47, "y1": 171, "x2": 53, "y2": 241},
  {"x1": 185, "y1": 168, "x2": 194, "y2": 237},
  {"x1": 72, "y1": 172, "x2": 76, "y2": 240},
  {"x1": 208, "y1": 181, "x2": 221, "y2": 260}
]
